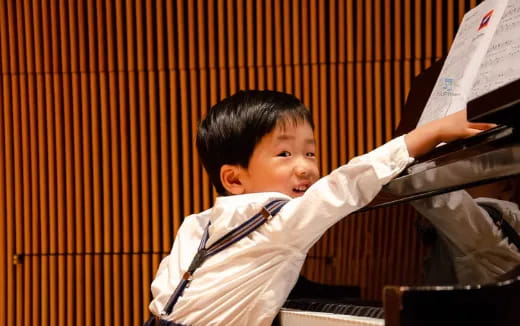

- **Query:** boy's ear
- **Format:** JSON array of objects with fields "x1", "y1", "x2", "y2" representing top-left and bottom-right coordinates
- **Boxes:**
[{"x1": 220, "y1": 164, "x2": 246, "y2": 195}]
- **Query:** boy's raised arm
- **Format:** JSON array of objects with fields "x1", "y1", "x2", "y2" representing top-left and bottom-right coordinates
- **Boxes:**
[{"x1": 404, "y1": 109, "x2": 496, "y2": 158}]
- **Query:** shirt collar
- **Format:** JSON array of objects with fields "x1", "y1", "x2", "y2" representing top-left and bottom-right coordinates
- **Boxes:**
[{"x1": 206, "y1": 192, "x2": 291, "y2": 247}]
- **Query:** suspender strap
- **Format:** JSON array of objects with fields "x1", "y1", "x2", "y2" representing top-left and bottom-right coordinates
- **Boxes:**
[
  {"x1": 206, "y1": 199, "x2": 287, "y2": 256},
  {"x1": 161, "y1": 199, "x2": 288, "y2": 317},
  {"x1": 479, "y1": 203, "x2": 520, "y2": 251}
]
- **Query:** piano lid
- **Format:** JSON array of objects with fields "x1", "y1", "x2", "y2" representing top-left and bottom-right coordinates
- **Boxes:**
[
  {"x1": 364, "y1": 60, "x2": 520, "y2": 210},
  {"x1": 467, "y1": 78, "x2": 520, "y2": 126}
]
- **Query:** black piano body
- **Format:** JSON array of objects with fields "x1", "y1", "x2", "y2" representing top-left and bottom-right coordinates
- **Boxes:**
[{"x1": 277, "y1": 60, "x2": 520, "y2": 326}]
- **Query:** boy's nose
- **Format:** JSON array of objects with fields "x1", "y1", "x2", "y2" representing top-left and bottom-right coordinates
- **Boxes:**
[
  {"x1": 295, "y1": 167, "x2": 309, "y2": 177},
  {"x1": 295, "y1": 161, "x2": 316, "y2": 178}
]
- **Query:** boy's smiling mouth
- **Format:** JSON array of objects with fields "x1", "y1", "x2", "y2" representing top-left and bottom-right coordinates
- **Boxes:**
[{"x1": 293, "y1": 184, "x2": 310, "y2": 194}]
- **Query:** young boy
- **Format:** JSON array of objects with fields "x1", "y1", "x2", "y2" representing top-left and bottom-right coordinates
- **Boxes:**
[{"x1": 148, "y1": 90, "x2": 493, "y2": 326}]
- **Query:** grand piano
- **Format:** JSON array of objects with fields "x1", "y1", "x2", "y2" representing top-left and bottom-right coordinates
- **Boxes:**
[{"x1": 276, "y1": 60, "x2": 520, "y2": 326}]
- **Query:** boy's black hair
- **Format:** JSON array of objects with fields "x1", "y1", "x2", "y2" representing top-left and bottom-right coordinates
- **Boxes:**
[{"x1": 196, "y1": 90, "x2": 314, "y2": 195}]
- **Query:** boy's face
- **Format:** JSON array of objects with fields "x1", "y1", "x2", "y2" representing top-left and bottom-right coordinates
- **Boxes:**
[{"x1": 239, "y1": 120, "x2": 319, "y2": 198}]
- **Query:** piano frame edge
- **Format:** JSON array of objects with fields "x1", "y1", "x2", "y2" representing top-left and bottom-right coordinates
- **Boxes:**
[{"x1": 382, "y1": 273, "x2": 520, "y2": 326}]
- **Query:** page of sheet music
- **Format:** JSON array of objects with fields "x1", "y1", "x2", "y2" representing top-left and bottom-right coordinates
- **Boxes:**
[
  {"x1": 417, "y1": 0, "x2": 508, "y2": 126},
  {"x1": 469, "y1": 0, "x2": 520, "y2": 100}
]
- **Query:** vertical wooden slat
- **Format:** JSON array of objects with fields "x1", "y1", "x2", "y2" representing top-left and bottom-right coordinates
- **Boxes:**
[
  {"x1": 329, "y1": 0, "x2": 338, "y2": 166},
  {"x1": 115, "y1": 0, "x2": 132, "y2": 321},
  {"x1": 309, "y1": 0, "x2": 320, "y2": 169},
  {"x1": 425, "y1": 0, "x2": 433, "y2": 68},
  {"x1": 414, "y1": 0, "x2": 422, "y2": 75},
  {"x1": 226, "y1": 0, "x2": 237, "y2": 94},
  {"x1": 146, "y1": 27, "x2": 159, "y2": 326},
  {"x1": 157, "y1": 0, "x2": 172, "y2": 253},
  {"x1": 246, "y1": 0, "x2": 256, "y2": 89},
  {"x1": 216, "y1": 0, "x2": 227, "y2": 97},
  {"x1": 346, "y1": 0, "x2": 355, "y2": 160},
  {"x1": 436, "y1": 1, "x2": 444, "y2": 59},
  {"x1": 301, "y1": 0, "x2": 310, "y2": 107},
  {"x1": 166, "y1": 0, "x2": 182, "y2": 240},
  {"x1": 54, "y1": 6, "x2": 65, "y2": 326},
  {"x1": 354, "y1": 2, "x2": 364, "y2": 155},
  {"x1": 317, "y1": 0, "x2": 328, "y2": 280},
  {"x1": 291, "y1": 0, "x2": 301, "y2": 100},
  {"x1": 136, "y1": 1, "x2": 151, "y2": 321},
  {"x1": 265, "y1": 0, "x2": 275, "y2": 90},
  {"x1": 1, "y1": 45, "x2": 16, "y2": 326},
  {"x1": 187, "y1": 0, "x2": 201, "y2": 214},
  {"x1": 38, "y1": 2, "x2": 52, "y2": 326},
  {"x1": 364, "y1": 0, "x2": 374, "y2": 152},
  {"x1": 447, "y1": 1, "x2": 455, "y2": 49},
  {"x1": 255, "y1": 0, "x2": 265, "y2": 90},
  {"x1": 53, "y1": 53, "x2": 67, "y2": 326},
  {"x1": 69, "y1": 0, "x2": 86, "y2": 323},
  {"x1": 236, "y1": 0, "x2": 246, "y2": 90},
  {"x1": 0, "y1": 71, "x2": 7, "y2": 326},
  {"x1": 78, "y1": 2, "x2": 94, "y2": 325},
  {"x1": 282, "y1": 0, "x2": 292, "y2": 94},
  {"x1": 57, "y1": 0, "x2": 75, "y2": 324},
  {"x1": 21, "y1": 2, "x2": 37, "y2": 324},
  {"x1": 8, "y1": 1, "x2": 25, "y2": 325},
  {"x1": 373, "y1": 0, "x2": 382, "y2": 147},
  {"x1": 145, "y1": 0, "x2": 160, "y2": 266},
  {"x1": 337, "y1": 0, "x2": 347, "y2": 163},
  {"x1": 197, "y1": 0, "x2": 212, "y2": 210},
  {"x1": 86, "y1": 2, "x2": 103, "y2": 325},
  {"x1": 274, "y1": 0, "x2": 284, "y2": 91},
  {"x1": 403, "y1": 0, "x2": 412, "y2": 111},
  {"x1": 105, "y1": 1, "x2": 122, "y2": 324},
  {"x1": 318, "y1": 0, "x2": 328, "y2": 173},
  {"x1": 383, "y1": 0, "x2": 393, "y2": 142},
  {"x1": 393, "y1": 0, "x2": 402, "y2": 129},
  {"x1": 98, "y1": 1, "x2": 114, "y2": 323},
  {"x1": 47, "y1": 3, "x2": 61, "y2": 325},
  {"x1": 177, "y1": 0, "x2": 192, "y2": 220}
]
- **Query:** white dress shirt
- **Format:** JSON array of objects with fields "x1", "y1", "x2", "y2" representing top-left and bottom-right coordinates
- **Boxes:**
[{"x1": 149, "y1": 136, "x2": 413, "y2": 326}]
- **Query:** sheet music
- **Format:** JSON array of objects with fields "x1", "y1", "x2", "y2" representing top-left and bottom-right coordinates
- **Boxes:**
[
  {"x1": 469, "y1": 0, "x2": 520, "y2": 100},
  {"x1": 417, "y1": 0, "x2": 508, "y2": 126}
]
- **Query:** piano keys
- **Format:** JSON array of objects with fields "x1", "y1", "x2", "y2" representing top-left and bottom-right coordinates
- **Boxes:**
[{"x1": 276, "y1": 273, "x2": 520, "y2": 326}]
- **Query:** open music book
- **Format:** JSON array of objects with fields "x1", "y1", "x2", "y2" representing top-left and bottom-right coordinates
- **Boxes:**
[{"x1": 417, "y1": 0, "x2": 520, "y2": 127}]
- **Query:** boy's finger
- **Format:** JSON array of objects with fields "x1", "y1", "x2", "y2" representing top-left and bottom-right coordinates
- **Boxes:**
[{"x1": 468, "y1": 122, "x2": 497, "y2": 130}]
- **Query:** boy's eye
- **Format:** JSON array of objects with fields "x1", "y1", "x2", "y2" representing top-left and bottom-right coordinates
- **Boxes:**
[
  {"x1": 306, "y1": 152, "x2": 316, "y2": 157},
  {"x1": 277, "y1": 151, "x2": 291, "y2": 157}
]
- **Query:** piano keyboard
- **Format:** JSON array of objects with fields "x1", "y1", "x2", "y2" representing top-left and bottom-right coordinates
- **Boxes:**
[
  {"x1": 277, "y1": 308, "x2": 383, "y2": 326},
  {"x1": 277, "y1": 299, "x2": 384, "y2": 326}
]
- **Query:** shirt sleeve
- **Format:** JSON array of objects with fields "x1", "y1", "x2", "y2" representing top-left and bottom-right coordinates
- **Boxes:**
[{"x1": 265, "y1": 135, "x2": 414, "y2": 251}]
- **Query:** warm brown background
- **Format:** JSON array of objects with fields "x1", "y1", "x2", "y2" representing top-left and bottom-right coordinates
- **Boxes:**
[{"x1": 0, "y1": 0, "x2": 483, "y2": 325}]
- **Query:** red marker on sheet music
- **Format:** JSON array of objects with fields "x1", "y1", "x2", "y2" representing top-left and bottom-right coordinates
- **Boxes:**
[{"x1": 479, "y1": 10, "x2": 494, "y2": 31}]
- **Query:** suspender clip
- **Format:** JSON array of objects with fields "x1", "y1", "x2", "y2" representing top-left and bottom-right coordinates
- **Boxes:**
[
  {"x1": 182, "y1": 271, "x2": 193, "y2": 281},
  {"x1": 261, "y1": 207, "x2": 273, "y2": 221}
]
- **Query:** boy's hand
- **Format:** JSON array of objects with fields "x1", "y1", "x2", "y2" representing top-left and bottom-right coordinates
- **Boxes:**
[{"x1": 405, "y1": 109, "x2": 496, "y2": 158}]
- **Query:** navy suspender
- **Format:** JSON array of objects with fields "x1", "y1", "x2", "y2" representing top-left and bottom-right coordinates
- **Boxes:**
[
  {"x1": 160, "y1": 199, "x2": 288, "y2": 317},
  {"x1": 478, "y1": 203, "x2": 520, "y2": 250}
]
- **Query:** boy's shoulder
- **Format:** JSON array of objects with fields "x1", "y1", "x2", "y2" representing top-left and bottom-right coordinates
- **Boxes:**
[
  {"x1": 178, "y1": 208, "x2": 212, "y2": 234},
  {"x1": 209, "y1": 192, "x2": 290, "y2": 221}
]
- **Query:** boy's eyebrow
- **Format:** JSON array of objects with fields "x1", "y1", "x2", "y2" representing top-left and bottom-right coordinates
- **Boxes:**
[{"x1": 276, "y1": 134, "x2": 315, "y2": 144}]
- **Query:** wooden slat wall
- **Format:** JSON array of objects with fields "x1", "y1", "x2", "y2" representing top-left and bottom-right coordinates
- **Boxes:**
[{"x1": 0, "y1": 0, "x2": 481, "y2": 325}]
